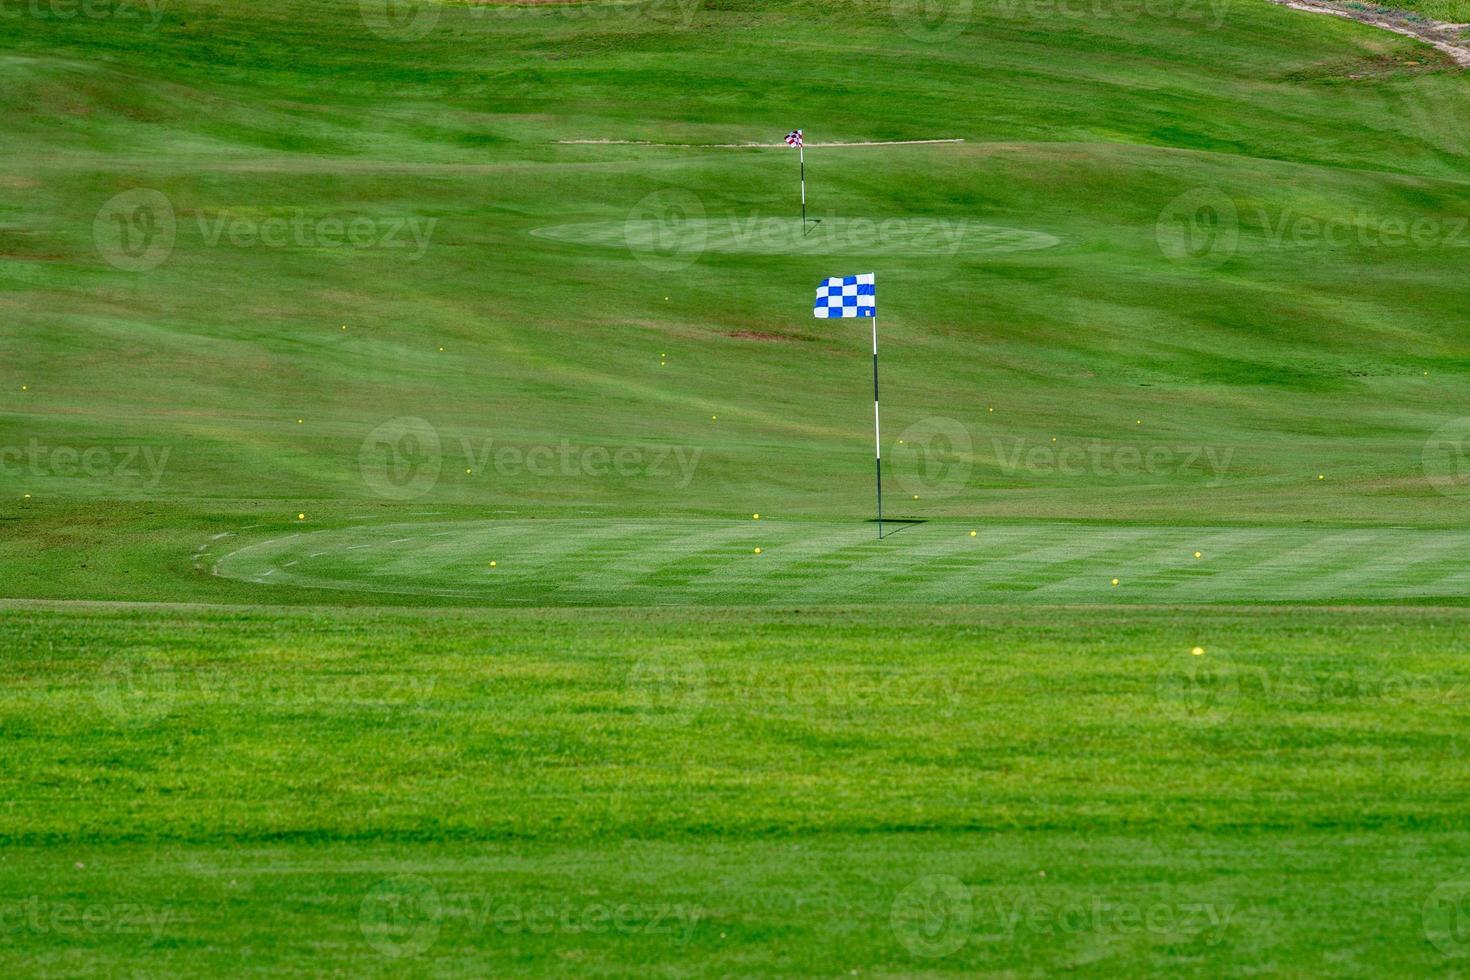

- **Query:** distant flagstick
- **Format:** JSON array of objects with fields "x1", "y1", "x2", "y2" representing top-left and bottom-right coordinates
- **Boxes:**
[
  {"x1": 785, "y1": 129, "x2": 807, "y2": 235},
  {"x1": 800, "y1": 141, "x2": 806, "y2": 235}
]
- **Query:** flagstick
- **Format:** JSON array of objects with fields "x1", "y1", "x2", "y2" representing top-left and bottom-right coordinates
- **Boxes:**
[
  {"x1": 872, "y1": 313, "x2": 882, "y2": 540},
  {"x1": 799, "y1": 142, "x2": 807, "y2": 236}
]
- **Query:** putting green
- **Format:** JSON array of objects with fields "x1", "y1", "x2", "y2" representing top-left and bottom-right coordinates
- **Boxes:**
[{"x1": 211, "y1": 519, "x2": 1470, "y2": 605}]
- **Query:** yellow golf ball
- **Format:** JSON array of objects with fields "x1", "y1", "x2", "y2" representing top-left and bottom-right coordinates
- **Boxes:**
[
  {"x1": 1191, "y1": 646, "x2": 1205, "y2": 656},
  {"x1": 1110, "y1": 578, "x2": 1119, "y2": 586},
  {"x1": 753, "y1": 547, "x2": 762, "y2": 554},
  {"x1": 969, "y1": 531, "x2": 977, "y2": 537},
  {"x1": 752, "y1": 513, "x2": 760, "y2": 520}
]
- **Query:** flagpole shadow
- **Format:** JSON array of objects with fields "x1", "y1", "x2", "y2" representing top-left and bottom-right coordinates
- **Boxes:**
[{"x1": 866, "y1": 518, "x2": 926, "y2": 540}]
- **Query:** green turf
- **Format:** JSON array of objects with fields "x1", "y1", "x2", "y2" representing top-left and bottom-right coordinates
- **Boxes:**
[
  {"x1": 4, "y1": 0, "x2": 1470, "y2": 973},
  {"x1": 3, "y1": 602, "x2": 1470, "y2": 974}
]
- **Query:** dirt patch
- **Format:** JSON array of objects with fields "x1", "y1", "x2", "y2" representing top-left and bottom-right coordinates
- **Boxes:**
[
  {"x1": 1267, "y1": 0, "x2": 1470, "y2": 67},
  {"x1": 725, "y1": 330, "x2": 799, "y2": 343}
]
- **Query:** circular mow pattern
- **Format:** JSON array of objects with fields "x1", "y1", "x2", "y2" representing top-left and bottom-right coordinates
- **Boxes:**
[
  {"x1": 211, "y1": 519, "x2": 1470, "y2": 606},
  {"x1": 530, "y1": 216, "x2": 1060, "y2": 258}
]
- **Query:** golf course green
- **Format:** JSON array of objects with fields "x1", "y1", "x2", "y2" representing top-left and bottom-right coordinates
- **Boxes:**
[{"x1": 3, "y1": 0, "x2": 1469, "y2": 973}]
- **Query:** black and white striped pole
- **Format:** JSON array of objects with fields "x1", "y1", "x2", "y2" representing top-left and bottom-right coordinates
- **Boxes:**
[
  {"x1": 872, "y1": 312, "x2": 883, "y2": 539},
  {"x1": 799, "y1": 140, "x2": 807, "y2": 235}
]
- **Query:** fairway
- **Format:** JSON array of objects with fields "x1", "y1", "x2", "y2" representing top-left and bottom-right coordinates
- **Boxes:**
[{"x1": 5, "y1": 0, "x2": 1470, "y2": 973}]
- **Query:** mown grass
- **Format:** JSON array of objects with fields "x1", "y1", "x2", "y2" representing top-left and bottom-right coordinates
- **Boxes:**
[
  {"x1": 1, "y1": 602, "x2": 1468, "y2": 974},
  {"x1": 3, "y1": 0, "x2": 1470, "y2": 973}
]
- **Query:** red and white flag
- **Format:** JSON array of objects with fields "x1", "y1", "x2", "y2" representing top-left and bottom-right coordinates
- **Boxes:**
[{"x1": 784, "y1": 129, "x2": 803, "y2": 148}]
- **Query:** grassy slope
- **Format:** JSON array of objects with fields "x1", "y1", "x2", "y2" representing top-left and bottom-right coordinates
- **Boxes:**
[
  {"x1": 2, "y1": 0, "x2": 1470, "y2": 606},
  {"x1": 3, "y1": 0, "x2": 1470, "y2": 974},
  {"x1": 3, "y1": 602, "x2": 1470, "y2": 974}
]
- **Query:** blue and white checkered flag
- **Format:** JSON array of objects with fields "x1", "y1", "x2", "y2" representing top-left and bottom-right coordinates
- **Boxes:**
[{"x1": 813, "y1": 273, "x2": 876, "y2": 318}]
